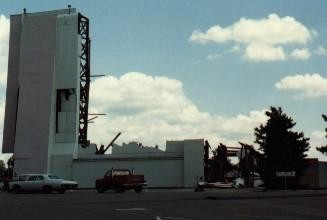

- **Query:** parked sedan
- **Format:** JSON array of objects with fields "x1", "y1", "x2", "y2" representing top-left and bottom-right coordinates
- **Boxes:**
[{"x1": 9, "y1": 174, "x2": 78, "y2": 194}]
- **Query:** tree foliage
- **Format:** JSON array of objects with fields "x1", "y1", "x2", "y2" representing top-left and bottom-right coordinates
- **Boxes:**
[
  {"x1": 254, "y1": 106, "x2": 310, "y2": 188},
  {"x1": 316, "y1": 114, "x2": 327, "y2": 155},
  {"x1": 0, "y1": 160, "x2": 5, "y2": 177}
]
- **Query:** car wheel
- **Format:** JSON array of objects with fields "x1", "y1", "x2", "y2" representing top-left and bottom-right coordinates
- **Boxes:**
[
  {"x1": 135, "y1": 187, "x2": 142, "y2": 193},
  {"x1": 43, "y1": 185, "x2": 53, "y2": 194},
  {"x1": 13, "y1": 185, "x2": 22, "y2": 194},
  {"x1": 58, "y1": 189, "x2": 66, "y2": 194},
  {"x1": 3, "y1": 182, "x2": 9, "y2": 192}
]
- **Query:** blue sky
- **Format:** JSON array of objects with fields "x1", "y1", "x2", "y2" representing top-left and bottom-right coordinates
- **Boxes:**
[{"x1": 0, "y1": 0, "x2": 327, "y2": 160}]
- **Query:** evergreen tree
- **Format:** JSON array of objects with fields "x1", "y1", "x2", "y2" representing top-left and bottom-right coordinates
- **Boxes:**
[
  {"x1": 254, "y1": 107, "x2": 310, "y2": 188},
  {"x1": 316, "y1": 114, "x2": 327, "y2": 155},
  {"x1": 0, "y1": 160, "x2": 5, "y2": 177}
]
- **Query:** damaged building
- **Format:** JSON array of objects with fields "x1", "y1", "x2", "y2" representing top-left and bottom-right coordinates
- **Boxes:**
[{"x1": 1, "y1": 8, "x2": 204, "y2": 188}]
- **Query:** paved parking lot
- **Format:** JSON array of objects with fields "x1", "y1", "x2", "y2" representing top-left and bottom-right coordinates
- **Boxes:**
[{"x1": 0, "y1": 189, "x2": 327, "y2": 220}]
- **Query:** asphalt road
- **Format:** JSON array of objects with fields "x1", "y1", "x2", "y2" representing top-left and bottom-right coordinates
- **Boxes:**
[{"x1": 0, "y1": 189, "x2": 327, "y2": 220}]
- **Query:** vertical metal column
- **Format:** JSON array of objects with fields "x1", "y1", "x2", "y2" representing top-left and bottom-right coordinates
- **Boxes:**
[{"x1": 78, "y1": 13, "x2": 90, "y2": 148}]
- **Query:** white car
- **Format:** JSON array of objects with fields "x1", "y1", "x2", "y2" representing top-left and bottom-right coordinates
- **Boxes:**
[{"x1": 9, "y1": 174, "x2": 78, "y2": 194}]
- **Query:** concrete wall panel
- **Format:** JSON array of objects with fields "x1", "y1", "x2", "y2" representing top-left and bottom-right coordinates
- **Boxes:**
[
  {"x1": 56, "y1": 139, "x2": 205, "y2": 188},
  {"x1": 72, "y1": 157, "x2": 184, "y2": 188},
  {"x1": 183, "y1": 139, "x2": 204, "y2": 187},
  {"x1": 13, "y1": 14, "x2": 57, "y2": 174}
]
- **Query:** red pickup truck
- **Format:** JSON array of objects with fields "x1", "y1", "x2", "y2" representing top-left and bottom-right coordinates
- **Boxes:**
[{"x1": 95, "y1": 169, "x2": 147, "y2": 193}]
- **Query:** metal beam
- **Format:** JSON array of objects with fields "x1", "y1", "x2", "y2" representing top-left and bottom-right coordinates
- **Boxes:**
[{"x1": 78, "y1": 13, "x2": 91, "y2": 148}]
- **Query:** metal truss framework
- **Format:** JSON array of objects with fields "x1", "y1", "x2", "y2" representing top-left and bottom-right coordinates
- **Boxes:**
[{"x1": 78, "y1": 13, "x2": 91, "y2": 148}]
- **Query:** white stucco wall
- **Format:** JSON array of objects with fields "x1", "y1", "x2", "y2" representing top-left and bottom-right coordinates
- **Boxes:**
[
  {"x1": 72, "y1": 157, "x2": 184, "y2": 188},
  {"x1": 52, "y1": 139, "x2": 204, "y2": 188},
  {"x1": 50, "y1": 12, "x2": 80, "y2": 161},
  {"x1": 183, "y1": 139, "x2": 204, "y2": 187}
]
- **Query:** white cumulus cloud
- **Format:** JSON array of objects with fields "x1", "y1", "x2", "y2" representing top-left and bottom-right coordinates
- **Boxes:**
[
  {"x1": 189, "y1": 25, "x2": 232, "y2": 44},
  {"x1": 0, "y1": 101, "x2": 9, "y2": 162},
  {"x1": 275, "y1": 73, "x2": 327, "y2": 99},
  {"x1": 311, "y1": 130, "x2": 325, "y2": 140},
  {"x1": 245, "y1": 43, "x2": 286, "y2": 61},
  {"x1": 0, "y1": 15, "x2": 10, "y2": 160},
  {"x1": 0, "y1": 15, "x2": 9, "y2": 88},
  {"x1": 314, "y1": 46, "x2": 327, "y2": 56},
  {"x1": 308, "y1": 130, "x2": 327, "y2": 161},
  {"x1": 290, "y1": 48, "x2": 311, "y2": 60},
  {"x1": 88, "y1": 72, "x2": 268, "y2": 148},
  {"x1": 189, "y1": 14, "x2": 315, "y2": 62},
  {"x1": 0, "y1": 15, "x2": 9, "y2": 43}
]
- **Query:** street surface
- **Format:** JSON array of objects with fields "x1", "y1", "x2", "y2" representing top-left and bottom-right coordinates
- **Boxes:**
[{"x1": 0, "y1": 189, "x2": 327, "y2": 220}]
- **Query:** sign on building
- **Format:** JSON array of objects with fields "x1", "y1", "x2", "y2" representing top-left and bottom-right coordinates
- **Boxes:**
[{"x1": 276, "y1": 171, "x2": 296, "y2": 177}]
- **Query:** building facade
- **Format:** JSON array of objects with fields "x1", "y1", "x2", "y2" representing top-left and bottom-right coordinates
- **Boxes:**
[{"x1": 2, "y1": 9, "x2": 81, "y2": 174}]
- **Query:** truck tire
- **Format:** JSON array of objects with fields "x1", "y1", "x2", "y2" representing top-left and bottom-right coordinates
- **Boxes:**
[{"x1": 3, "y1": 182, "x2": 9, "y2": 192}]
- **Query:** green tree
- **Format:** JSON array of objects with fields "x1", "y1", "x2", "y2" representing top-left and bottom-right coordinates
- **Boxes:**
[
  {"x1": 254, "y1": 106, "x2": 310, "y2": 188},
  {"x1": 316, "y1": 114, "x2": 327, "y2": 155},
  {"x1": 0, "y1": 160, "x2": 5, "y2": 177}
]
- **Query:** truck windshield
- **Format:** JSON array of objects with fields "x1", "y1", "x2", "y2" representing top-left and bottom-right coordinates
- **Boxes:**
[
  {"x1": 113, "y1": 171, "x2": 130, "y2": 176},
  {"x1": 105, "y1": 170, "x2": 130, "y2": 176}
]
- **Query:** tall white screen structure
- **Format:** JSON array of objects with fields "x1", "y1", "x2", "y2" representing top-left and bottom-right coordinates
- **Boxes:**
[{"x1": 2, "y1": 8, "x2": 90, "y2": 176}]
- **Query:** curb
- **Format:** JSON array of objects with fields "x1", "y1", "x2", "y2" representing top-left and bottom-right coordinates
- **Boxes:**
[{"x1": 204, "y1": 192, "x2": 327, "y2": 200}]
